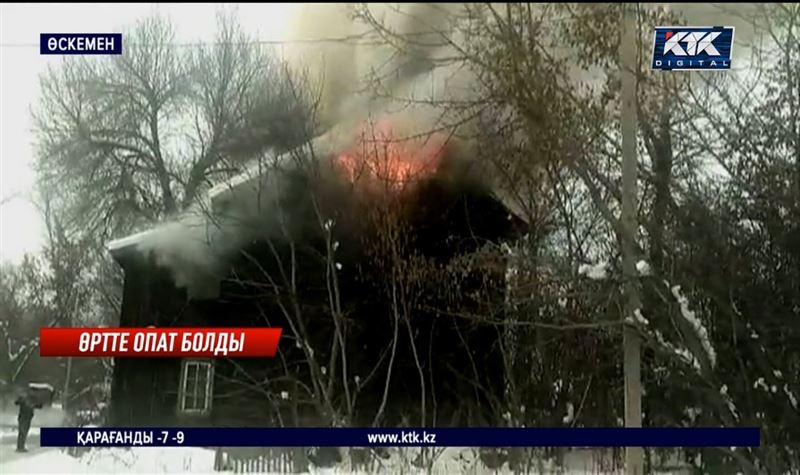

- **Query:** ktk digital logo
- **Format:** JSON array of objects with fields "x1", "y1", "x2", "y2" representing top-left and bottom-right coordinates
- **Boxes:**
[{"x1": 652, "y1": 26, "x2": 734, "y2": 71}]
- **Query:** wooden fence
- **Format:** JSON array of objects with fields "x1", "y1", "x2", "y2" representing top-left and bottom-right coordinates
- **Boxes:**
[{"x1": 214, "y1": 447, "x2": 300, "y2": 473}]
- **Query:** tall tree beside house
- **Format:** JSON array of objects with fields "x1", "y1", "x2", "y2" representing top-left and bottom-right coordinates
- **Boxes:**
[
  {"x1": 0, "y1": 258, "x2": 47, "y2": 397},
  {"x1": 668, "y1": 4, "x2": 800, "y2": 470},
  {"x1": 33, "y1": 12, "x2": 312, "y2": 242},
  {"x1": 37, "y1": 190, "x2": 108, "y2": 411},
  {"x1": 0, "y1": 209, "x2": 110, "y2": 417},
  {"x1": 356, "y1": 3, "x2": 800, "y2": 472}
]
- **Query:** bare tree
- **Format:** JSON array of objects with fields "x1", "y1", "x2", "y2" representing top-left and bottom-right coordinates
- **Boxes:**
[
  {"x1": 352, "y1": 3, "x2": 798, "y2": 473},
  {"x1": 34, "y1": 12, "x2": 310, "y2": 242},
  {"x1": 0, "y1": 258, "x2": 46, "y2": 396}
]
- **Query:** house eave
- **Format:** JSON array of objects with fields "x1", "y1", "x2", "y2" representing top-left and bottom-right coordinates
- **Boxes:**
[
  {"x1": 106, "y1": 229, "x2": 158, "y2": 260},
  {"x1": 104, "y1": 132, "x2": 530, "y2": 263}
]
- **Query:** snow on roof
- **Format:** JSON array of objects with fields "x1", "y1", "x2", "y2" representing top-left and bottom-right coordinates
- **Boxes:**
[
  {"x1": 208, "y1": 160, "x2": 264, "y2": 199},
  {"x1": 207, "y1": 128, "x2": 350, "y2": 201},
  {"x1": 106, "y1": 153, "x2": 291, "y2": 253},
  {"x1": 104, "y1": 129, "x2": 530, "y2": 254},
  {"x1": 106, "y1": 228, "x2": 158, "y2": 253},
  {"x1": 208, "y1": 150, "x2": 291, "y2": 200},
  {"x1": 28, "y1": 383, "x2": 55, "y2": 391}
]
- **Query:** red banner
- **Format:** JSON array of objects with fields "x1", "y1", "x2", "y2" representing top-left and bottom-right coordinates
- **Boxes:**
[{"x1": 39, "y1": 327, "x2": 282, "y2": 357}]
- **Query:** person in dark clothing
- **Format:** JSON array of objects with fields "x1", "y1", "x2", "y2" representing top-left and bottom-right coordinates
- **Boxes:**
[{"x1": 14, "y1": 394, "x2": 38, "y2": 452}]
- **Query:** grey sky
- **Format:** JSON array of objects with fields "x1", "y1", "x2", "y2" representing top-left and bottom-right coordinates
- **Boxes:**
[{"x1": 0, "y1": 3, "x2": 301, "y2": 264}]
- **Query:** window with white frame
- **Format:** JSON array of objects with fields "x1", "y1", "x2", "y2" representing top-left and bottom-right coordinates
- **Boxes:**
[{"x1": 178, "y1": 359, "x2": 213, "y2": 414}]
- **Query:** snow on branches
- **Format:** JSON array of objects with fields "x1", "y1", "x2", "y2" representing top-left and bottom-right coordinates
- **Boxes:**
[
  {"x1": 670, "y1": 284, "x2": 717, "y2": 369},
  {"x1": 578, "y1": 262, "x2": 608, "y2": 280}
]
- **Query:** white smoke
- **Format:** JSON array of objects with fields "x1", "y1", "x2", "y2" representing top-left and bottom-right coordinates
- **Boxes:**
[
  {"x1": 281, "y1": 3, "x2": 479, "y2": 145},
  {"x1": 133, "y1": 154, "x2": 307, "y2": 295},
  {"x1": 129, "y1": 3, "x2": 770, "y2": 293}
]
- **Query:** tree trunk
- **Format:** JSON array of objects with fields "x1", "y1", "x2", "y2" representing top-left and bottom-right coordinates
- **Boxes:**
[
  {"x1": 63, "y1": 357, "x2": 73, "y2": 411},
  {"x1": 648, "y1": 98, "x2": 673, "y2": 271},
  {"x1": 620, "y1": 4, "x2": 643, "y2": 474}
]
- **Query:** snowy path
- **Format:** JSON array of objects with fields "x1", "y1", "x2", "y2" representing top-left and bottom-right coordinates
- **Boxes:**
[
  {"x1": 0, "y1": 445, "x2": 227, "y2": 474},
  {"x1": 0, "y1": 441, "x2": 696, "y2": 474},
  {"x1": 0, "y1": 427, "x2": 41, "y2": 444},
  {"x1": 0, "y1": 445, "x2": 61, "y2": 472},
  {"x1": 0, "y1": 428, "x2": 62, "y2": 474}
]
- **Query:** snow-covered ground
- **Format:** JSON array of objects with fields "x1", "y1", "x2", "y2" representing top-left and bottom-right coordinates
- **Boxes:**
[
  {"x1": 0, "y1": 426, "x2": 40, "y2": 443},
  {"x1": 1, "y1": 447, "x2": 223, "y2": 474},
  {"x1": 0, "y1": 402, "x2": 66, "y2": 427},
  {"x1": 0, "y1": 446, "x2": 694, "y2": 474}
]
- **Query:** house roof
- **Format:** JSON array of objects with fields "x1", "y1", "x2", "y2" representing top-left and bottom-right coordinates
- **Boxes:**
[
  {"x1": 106, "y1": 228, "x2": 160, "y2": 255},
  {"x1": 107, "y1": 151, "x2": 288, "y2": 256},
  {"x1": 104, "y1": 129, "x2": 342, "y2": 256},
  {"x1": 207, "y1": 155, "x2": 281, "y2": 200},
  {"x1": 105, "y1": 134, "x2": 532, "y2": 257}
]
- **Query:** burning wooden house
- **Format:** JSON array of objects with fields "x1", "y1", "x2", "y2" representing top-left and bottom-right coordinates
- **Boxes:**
[{"x1": 106, "y1": 122, "x2": 527, "y2": 429}]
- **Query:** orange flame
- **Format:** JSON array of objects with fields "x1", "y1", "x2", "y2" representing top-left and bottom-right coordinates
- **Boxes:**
[{"x1": 336, "y1": 119, "x2": 449, "y2": 190}]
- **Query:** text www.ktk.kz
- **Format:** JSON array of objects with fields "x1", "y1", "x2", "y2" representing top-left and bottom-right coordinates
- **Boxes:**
[{"x1": 366, "y1": 430, "x2": 437, "y2": 445}]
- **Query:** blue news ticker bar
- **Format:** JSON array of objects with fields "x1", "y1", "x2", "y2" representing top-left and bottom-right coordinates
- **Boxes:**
[
  {"x1": 40, "y1": 33, "x2": 122, "y2": 55},
  {"x1": 41, "y1": 427, "x2": 760, "y2": 448}
]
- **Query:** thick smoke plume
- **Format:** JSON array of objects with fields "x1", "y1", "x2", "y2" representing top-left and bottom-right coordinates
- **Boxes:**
[
  {"x1": 283, "y1": 3, "x2": 471, "y2": 131},
  {"x1": 280, "y1": 3, "x2": 764, "y2": 132},
  {"x1": 133, "y1": 155, "x2": 307, "y2": 295},
  {"x1": 130, "y1": 3, "x2": 768, "y2": 293},
  {"x1": 133, "y1": 4, "x2": 476, "y2": 294}
]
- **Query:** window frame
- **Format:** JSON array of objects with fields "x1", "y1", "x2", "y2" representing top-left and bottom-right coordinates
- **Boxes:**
[{"x1": 178, "y1": 358, "x2": 214, "y2": 415}]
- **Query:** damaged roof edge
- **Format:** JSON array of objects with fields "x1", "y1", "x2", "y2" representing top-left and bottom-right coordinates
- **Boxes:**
[
  {"x1": 104, "y1": 139, "x2": 323, "y2": 256},
  {"x1": 106, "y1": 228, "x2": 158, "y2": 255},
  {"x1": 207, "y1": 157, "x2": 273, "y2": 199},
  {"x1": 208, "y1": 138, "x2": 332, "y2": 200},
  {"x1": 105, "y1": 152, "x2": 289, "y2": 258},
  {"x1": 104, "y1": 131, "x2": 532, "y2": 257}
]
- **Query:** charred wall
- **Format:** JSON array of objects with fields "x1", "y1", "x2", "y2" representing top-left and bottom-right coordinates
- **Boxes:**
[
  {"x1": 109, "y1": 251, "x2": 213, "y2": 427},
  {"x1": 110, "y1": 149, "x2": 523, "y2": 428},
  {"x1": 216, "y1": 157, "x2": 521, "y2": 427}
]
